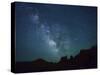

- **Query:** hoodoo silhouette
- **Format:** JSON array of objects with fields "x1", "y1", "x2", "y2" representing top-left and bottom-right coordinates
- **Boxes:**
[{"x1": 15, "y1": 45, "x2": 97, "y2": 73}]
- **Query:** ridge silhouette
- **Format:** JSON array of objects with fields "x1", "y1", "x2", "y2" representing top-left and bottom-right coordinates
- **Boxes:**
[{"x1": 15, "y1": 45, "x2": 97, "y2": 73}]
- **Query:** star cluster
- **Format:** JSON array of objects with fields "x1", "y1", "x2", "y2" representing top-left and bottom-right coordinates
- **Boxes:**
[{"x1": 15, "y1": 3, "x2": 97, "y2": 62}]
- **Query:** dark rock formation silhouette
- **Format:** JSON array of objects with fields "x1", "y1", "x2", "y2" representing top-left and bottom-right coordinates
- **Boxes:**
[{"x1": 15, "y1": 45, "x2": 97, "y2": 73}]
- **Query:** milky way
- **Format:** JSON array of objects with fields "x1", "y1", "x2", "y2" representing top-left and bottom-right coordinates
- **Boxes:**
[{"x1": 15, "y1": 3, "x2": 97, "y2": 62}]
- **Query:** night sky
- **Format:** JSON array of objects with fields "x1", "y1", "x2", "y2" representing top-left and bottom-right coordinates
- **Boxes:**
[{"x1": 15, "y1": 2, "x2": 97, "y2": 63}]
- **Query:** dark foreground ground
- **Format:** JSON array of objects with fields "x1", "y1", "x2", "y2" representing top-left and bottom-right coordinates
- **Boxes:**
[{"x1": 14, "y1": 45, "x2": 97, "y2": 73}]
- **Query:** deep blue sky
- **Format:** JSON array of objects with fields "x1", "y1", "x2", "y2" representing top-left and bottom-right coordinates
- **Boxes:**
[{"x1": 15, "y1": 2, "x2": 97, "y2": 62}]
